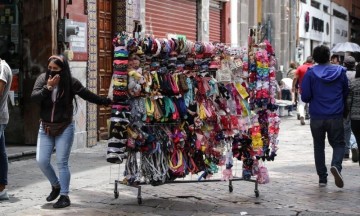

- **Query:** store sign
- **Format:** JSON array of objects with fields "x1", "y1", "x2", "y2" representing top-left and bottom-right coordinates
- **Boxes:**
[{"x1": 69, "y1": 21, "x2": 87, "y2": 53}]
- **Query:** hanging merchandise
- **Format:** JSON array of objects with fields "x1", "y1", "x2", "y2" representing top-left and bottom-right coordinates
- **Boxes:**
[
  {"x1": 106, "y1": 32, "x2": 131, "y2": 164},
  {"x1": 106, "y1": 33, "x2": 280, "y2": 204}
]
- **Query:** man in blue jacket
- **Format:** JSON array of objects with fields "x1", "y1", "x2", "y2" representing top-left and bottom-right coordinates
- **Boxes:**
[{"x1": 301, "y1": 45, "x2": 348, "y2": 188}]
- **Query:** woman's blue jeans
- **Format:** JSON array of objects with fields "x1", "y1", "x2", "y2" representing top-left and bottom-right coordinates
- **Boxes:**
[
  {"x1": 310, "y1": 118, "x2": 345, "y2": 181},
  {"x1": 36, "y1": 122, "x2": 74, "y2": 196},
  {"x1": 0, "y1": 124, "x2": 8, "y2": 186},
  {"x1": 343, "y1": 117, "x2": 357, "y2": 155}
]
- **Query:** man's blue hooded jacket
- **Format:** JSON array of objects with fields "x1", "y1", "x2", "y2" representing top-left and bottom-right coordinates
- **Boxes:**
[{"x1": 301, "y1": 64, "x2": 349, "y2": 120}]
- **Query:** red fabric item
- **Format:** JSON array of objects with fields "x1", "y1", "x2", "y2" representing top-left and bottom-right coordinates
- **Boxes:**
[{"x1": 296, "y1": 63, "x2": 313, "y2": 93}]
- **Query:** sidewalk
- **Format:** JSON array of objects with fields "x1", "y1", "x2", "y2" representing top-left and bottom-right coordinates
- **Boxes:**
[
  {"x1": 1, "y1": 116, "x2": 360, "y2": 216},
  {"x1": 6, "y1": 145, "x2": 36, "y2": 160}
]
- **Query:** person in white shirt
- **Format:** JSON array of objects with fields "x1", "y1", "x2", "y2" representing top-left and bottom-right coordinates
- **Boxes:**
[{"x1": 280, "y1": 77, "x2": 294, "y2": 116}]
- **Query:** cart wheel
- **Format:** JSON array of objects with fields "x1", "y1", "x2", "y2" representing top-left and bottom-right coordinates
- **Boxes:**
[
  {"x1": 137, "y1": 197, "x2": 142, "y2": 205},
  {"x1": 229, "y1": 185, "x2": 233, "y2": 193},
  {"x1": 114, "y1": 191, "x2": 119, "y2": 199},
  {"x1": 255, "y1": 190, "x2": 259, "y2": 197},
  {"x1": 297, "y1": 114, "x2": 300, "y2": 120}
]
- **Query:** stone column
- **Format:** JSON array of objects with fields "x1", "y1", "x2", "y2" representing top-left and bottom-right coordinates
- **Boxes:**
[
  {"x1": 238, "y1": 0, "x2": 249, "y2": 47},
  {"x1": 197, "y1": 0, "x2": 209, "y2": 42}
]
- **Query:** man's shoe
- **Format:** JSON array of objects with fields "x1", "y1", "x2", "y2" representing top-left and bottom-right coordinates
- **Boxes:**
[
  {"x1": 319, "y1": 179, "x2": 327, "y2": 187},
  {"x1": 46, "y1": 186, "x2": 61, "y2": 202},
  {"x1": 53, "y1": 195, "x2": 71, "y2": 208},
  {"x1": 351, "y1": 148, "x2": 359, "y2": 162},
  {"x1": 330, "y1": 166, "x2": 344, "y2": 188},
  {"x1": 288, "y1": 111, "x2": 294, "y2": 116},
  {"x1": 0, "y1": 189, "x2": 9, "y2": 200},
  {"x1": 300, "y1": 117, "x2": 305, "y2": 125}
]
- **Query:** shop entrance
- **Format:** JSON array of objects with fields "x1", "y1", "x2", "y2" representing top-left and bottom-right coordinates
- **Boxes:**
[
  {"x1": 1, "y1": 1, "x2": 22, "y2": 144},
  {"x1": 97, "y1": 0, "x2": 113, "y2": 139},
  {"x1": 3, "y1": 0, "x2": 54, "y2": 145}
]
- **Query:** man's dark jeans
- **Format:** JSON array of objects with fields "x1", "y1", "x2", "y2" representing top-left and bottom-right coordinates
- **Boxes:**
[
  {"x1": 310, "y1": 118, "x2": 345, "y2": 181},
  {"x1": 281, "y1": 89, "x2": 293, "y2": 112}
]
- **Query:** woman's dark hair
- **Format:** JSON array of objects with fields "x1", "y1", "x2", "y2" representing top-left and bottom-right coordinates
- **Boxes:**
[
  {"x1": 355, "y1": 63, "x2": 360, "y2": 78},
  {"x1": 312, "y1": 45, "x2": 330, "y2": 64},
  {"x1": 289, "y1": 62, "x2": 297, "y2": 69},
  {"x1": 46, "y1": 55, "x2": 77, "y2": 114}
]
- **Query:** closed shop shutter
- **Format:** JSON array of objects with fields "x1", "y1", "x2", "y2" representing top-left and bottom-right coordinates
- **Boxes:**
[
  {"x1": 145, "y1": 0, "x2": 197, "y2": 41},
  {"x1": 209, "y1": 1, "x2": 222, "y2": 42}
]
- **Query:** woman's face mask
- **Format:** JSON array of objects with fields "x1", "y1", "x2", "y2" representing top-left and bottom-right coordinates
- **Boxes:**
[
  {"x1": 48, "y1": 61, "x2": 62, "y2": 77},
  {"x1": 48, "y1": 69, "x2": 62, "y2": 77}
]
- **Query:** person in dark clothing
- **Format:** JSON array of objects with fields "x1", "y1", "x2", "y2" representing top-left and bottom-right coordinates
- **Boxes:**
[
  {"x1": 301, "y1": 45, "x2": 348, "y2": 188},
  {"x1": 342, "y1": 56, "x2": 358, "y2": 162},
  {"x1": 348, "y1": 64, "x2": 360, "y2": 166},
  {"x1": 31, "y1": 55, "x2": 111, "y2": 208},
  {"x1": 1, "y1": 42, "x2": 19, "y2": 68}
]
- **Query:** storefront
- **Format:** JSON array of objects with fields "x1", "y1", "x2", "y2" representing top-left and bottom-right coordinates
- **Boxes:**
[
  {"x1": 0, "y1": 0, "x2": 82, "y2": 145},
  {"x1": 145, "y1": 0, "x2": 197, "y2": 40},
  {"x1": 2, "y1": 0, "x2": 58, "y2": 145},
  {"x1": 209, "y1": 0, "x2": 223, "y2": 42},
  {"x1": 0, "y1": 2, "x2": 20, "y2": 122}
]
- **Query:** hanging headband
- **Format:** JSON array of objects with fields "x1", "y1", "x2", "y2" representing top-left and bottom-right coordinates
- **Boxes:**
[{"x1": 48, "y1": 55, "x2": 64, "y2": 62}]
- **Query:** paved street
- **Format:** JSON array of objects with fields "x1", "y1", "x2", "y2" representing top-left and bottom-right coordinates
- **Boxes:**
[{"x1": 1, "y1": 116, "x2": 360, "y2": 216}]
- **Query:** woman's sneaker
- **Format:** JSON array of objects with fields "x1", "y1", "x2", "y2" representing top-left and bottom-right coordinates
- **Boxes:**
[
  {"x1": 351, "y1": 148, "x2": 359, "y2": 162},
  {"x1": 53, "y1": 195, "x2": 71, "y2": 208},
  {"x1": 46, "y1": 186, "x2": 61, "y2": 202}
]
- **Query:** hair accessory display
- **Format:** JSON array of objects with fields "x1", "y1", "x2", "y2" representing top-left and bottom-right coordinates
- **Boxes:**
[{"x1": 108, "y1": 34, "x2": 280, "y2": 203}]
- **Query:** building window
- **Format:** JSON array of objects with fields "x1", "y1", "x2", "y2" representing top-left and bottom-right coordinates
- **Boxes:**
[
  {"x1": 311, "y1": 0, "x2": 320, "y2": 9},
  {"x1": 351, "y1": 29, "x2": 358, "y2": 39},
  {"x1": 312, "y1": 17, "x2": 324, "y2": 32},
  {"x1": 323, "y1": 5, "x2": 328, "y2": 13},
  {"x1": 341, "y1": 30, "x2": 348, "y2": 37},
  {"x1": 333, "y1": 9, "x2": 347, "y2": 20}
]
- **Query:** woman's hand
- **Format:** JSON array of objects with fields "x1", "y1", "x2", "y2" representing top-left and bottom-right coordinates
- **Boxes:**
[
  {"x1": 47, "y1": 74, "x2": 60, "y2": 88},
  {"x1": 102, "y1": 97, "x2": 112, "y2": 106}
]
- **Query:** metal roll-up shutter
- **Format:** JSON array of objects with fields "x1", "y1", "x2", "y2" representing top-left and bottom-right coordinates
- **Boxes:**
[
  {"x1": 209, "y1": 1, "x2": 222, "y2": 42},
  {"x1": 145, "y1": 0, "x2": 197, "y2": 41}
]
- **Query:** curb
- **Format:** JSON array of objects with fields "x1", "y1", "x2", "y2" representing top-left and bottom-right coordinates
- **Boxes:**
[{"x1": 8, "y1": 150, "x2": 36, "y2": 160}]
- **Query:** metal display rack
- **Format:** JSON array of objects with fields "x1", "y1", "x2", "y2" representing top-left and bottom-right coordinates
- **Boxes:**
[
  {"x1": 114, "y1": 176, "x2": 259, "y2": 205},
  {"x1": 111, "y1": 122, "x2": 260, "y2": 205}
]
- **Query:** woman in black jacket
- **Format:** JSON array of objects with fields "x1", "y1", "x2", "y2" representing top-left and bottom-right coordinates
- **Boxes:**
[
  {"x1": 31, "y1": 55, "x2": 111, "y2": 208},
  {"x1": 349, "y1": 64, "x2": 360, "y2": 166}
]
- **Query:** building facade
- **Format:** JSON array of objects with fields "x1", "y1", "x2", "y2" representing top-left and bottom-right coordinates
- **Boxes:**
[
  {"x1": 2, "y1": 0, "x2": 231, "y2": 148},
  {"x1": 297, "y1": 0, "x2": 332, "y2": 64}
]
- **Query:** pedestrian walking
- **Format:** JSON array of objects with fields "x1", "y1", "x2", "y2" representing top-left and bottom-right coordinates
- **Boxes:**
[
  {"x1": 0, "y1": 58, "x2": 12, "y2": 200},
  {"x1": 342, "y1": 56, "x2": 358, "y2": 162},
  {"x1": 286, "y1": 62, "x2": 297, "y2": 79},
  {"x1": 301, "y1": 45, "x2": 348, "y2": 188},
  {"x1": 293, "y1": 56, "x2": 314, "y2": 125},
  {"x1": 280, "y1": 77, "x2": 294, "y2": 116},
  {"x1": 331, "y1": 54, "x2": 340, "y2": 65},
  {"x1": 31, "y1": 55, "x2": 112, "y2": 208},
  {"x1": 348, "y1": 63, "x2": 360, "y2": 166}
]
